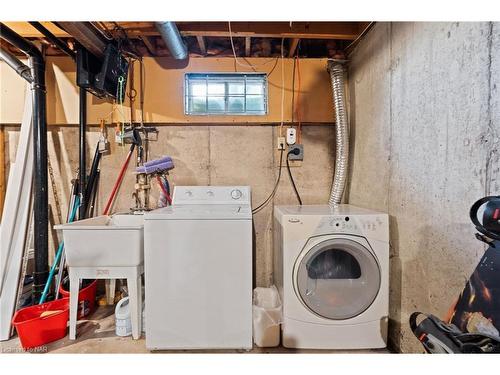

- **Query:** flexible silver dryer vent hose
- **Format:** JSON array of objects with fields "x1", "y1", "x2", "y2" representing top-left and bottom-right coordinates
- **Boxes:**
[{"x1": 327, "y1": 60, "x2": 349, "y2": 206}]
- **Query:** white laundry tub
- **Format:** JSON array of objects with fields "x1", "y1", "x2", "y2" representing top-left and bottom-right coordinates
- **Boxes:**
[{"x1": 55, "y1": 214, "x2": 144, "y2": 268}]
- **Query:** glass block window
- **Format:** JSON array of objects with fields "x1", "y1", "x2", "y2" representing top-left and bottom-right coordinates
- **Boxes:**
[{"x1": 184, "y1": 73, "x2": 268, "y2": 115}]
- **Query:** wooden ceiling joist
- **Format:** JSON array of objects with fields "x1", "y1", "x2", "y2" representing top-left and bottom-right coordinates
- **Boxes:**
[
  {"x1": 288, "y1": 38, "x2": 300, "y2": 57},
  {"x1": 1, "y1": 21, "x2": 368, "y2": 58},
  {"x1": 196, "y1": 36, "x2": 207, "y2": 55},
  {"x1": 140, "y1": 36, "x2": 157, "y2": 56},
  {"x1": 2, "y1": 22, "x2": 68, "y2": 38},
  {"x1": 4, "y1": 21, "x2": 367, "y2": 41},
  {"x1": 101, "y1": 22, "x2": 364, "y2": 40},
  {"x1": 245, "y1": 37, "x2": 251, "y2": 57}
]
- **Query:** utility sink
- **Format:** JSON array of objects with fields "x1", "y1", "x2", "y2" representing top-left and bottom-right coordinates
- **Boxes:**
[{"x1": 55, "y1": 213, "x2": 144, "y2": 268}]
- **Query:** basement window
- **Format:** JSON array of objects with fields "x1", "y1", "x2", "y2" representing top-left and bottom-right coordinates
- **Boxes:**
[{"x1": 184, "y1": 73, "x2": 268, "y2": 115}]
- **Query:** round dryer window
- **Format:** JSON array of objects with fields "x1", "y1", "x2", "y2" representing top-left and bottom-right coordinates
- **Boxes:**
[{"x1": 294, "y1": 237, "x2": 381, "y2": 320}]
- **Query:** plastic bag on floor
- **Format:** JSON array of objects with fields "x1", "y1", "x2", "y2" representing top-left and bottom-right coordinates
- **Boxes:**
[{"x1": 253, "y1": 285, "x2": 282, "y2": 347}]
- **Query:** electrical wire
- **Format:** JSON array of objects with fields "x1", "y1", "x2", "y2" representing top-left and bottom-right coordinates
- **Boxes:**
[
  {"x1": 228, "y1": 22, "x2": 278, "y2": 69},
  {"x1": 345, "y1": 22, "x2": 375, "y2": 53},
  {"x1": 252, "y1": 38, "x2": 287, "y2": 213},
  {"x1": 295, "y1": 52, "x2": 302, "y2": 143},
  {"x1": 252, "y1": 149, "x2": 284, "y2": 214},
  {"x1": 279, "y1": 37, "x2": 285, "y2": 137},
  {"x1": 139, "y1": 58, "x2": 145, "y2": 126},
  {"x1": 291, "y1": 56, "x2": 296, "y2": 124},
  {"x1": 286, "y1": 151, "x2": 302, "y2": 205}
]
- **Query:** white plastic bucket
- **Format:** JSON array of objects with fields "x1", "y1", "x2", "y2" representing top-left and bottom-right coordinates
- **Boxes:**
[
  {"x1": 115, "y1": 297, "x2": 132, "y2": 337},
  {"x1": 253, "y1": 285, "x2": 282, "y2": 347}
]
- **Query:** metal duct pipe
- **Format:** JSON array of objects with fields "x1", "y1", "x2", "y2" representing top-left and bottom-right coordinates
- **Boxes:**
[
  {"x1": 327, "y1": 60, "x2": 349, "y2": 206},
  {"x1": 155, "y1": 22, "x2": 188, "y2": 59},
  {"x1": 57, "y1": 22, "x2": 107, "y2": 58},
  {"x1": 0, "y1": 47, "x2": 33, "y2": 83},
  {"x1": 29, "y1": 22, "x2": 76, "y2": 60},
  {"x1": 0, "y1": 23, "x2": 49, "y2": 301}
]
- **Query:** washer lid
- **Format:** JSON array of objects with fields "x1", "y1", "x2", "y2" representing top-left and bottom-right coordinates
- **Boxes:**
[
  {"x1": 145, "y1": 204, "x2": 252, "y2": 220},
  {"x1": 294, "y1": 237, "x2": 381, "y2": 320}
]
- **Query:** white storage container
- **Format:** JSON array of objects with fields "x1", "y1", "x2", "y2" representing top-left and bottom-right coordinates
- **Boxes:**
[
  {"x1": 253, "y1": 285, "x2": 282, "y2": 347},
  {"x1": 55, "y1": 213, "x2": 144, "y2": 268},
  {"x1": 115, "y1": 297, "x2": 132, "y2": 337}
]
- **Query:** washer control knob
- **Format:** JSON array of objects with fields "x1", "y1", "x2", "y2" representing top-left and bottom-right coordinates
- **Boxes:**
[
  {"x1": 207, "y1": 190, "x2": 214, "y2": 197},
  {"x1": 231, "y1": 189, "x2": 242, "y2": 200},
  {"x1": 185, "y1": 190, "x2": 193, "y2": 197}
]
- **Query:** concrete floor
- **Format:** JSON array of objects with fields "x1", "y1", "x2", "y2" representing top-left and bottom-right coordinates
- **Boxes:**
[{"x1": 0, "y1": 306, "x2": 389, "y2": 354}]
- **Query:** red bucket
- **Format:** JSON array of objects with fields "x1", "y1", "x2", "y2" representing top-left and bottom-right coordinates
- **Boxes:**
[
  {"x1": 12, "y1": 298, "x2": 70, "y2": 350},
  {"x1": 59, "y1": 279, "x2": 97, "y2": 319}
]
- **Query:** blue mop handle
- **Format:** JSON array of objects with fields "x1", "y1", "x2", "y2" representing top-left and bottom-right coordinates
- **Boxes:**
[{"x1": 39, "y1": 196, "x2": 80, "y2": 304}]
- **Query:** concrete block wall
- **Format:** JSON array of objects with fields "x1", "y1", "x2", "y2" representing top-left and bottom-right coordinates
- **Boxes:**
[
  {"x1": 348, "y1": 22, "x2": 500, "y2": 352},
  {"x1": 3, "y1": 124, "x2": 335, "y2": 287}
]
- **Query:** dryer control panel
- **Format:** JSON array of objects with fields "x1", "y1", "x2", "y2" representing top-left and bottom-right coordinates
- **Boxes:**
[
  {"x1": 315, "y1": 215, "x2": 386, "y2": 237},
  {"x1": 172, "y1": 186, "x2": 251, "y2": 205}
]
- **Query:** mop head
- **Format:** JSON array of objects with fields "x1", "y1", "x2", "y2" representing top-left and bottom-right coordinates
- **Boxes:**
[{"x1": 136, "y1": 156, "x2": 174, "y2": 174}]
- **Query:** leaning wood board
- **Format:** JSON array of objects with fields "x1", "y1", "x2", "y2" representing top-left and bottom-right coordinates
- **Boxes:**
[{"x1": 0, "y1": 86, "x2": 33, "y2": 341}]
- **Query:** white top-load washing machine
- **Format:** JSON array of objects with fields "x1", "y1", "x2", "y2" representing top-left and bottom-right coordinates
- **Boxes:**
[
  {"x1": 274, "y1": 205, "x2": 389, "y2": 349},
  {"x1": 144, "y1": 186, "x2": 253, "y2": 350}
]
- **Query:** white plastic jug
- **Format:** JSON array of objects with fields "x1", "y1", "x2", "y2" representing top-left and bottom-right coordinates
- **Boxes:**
[{"x1": 115, "y1": 297, "x2": 132, "y2": 337}]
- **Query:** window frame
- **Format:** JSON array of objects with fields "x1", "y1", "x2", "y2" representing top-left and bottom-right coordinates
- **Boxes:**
[{"x1": 184, "y1": 72, "x2": 269, "y2": 116}]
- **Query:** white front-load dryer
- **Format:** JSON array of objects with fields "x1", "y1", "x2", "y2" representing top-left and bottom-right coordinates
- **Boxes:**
[{"x1": 274, "y1": 205, "x2": 389, "y2": 349}]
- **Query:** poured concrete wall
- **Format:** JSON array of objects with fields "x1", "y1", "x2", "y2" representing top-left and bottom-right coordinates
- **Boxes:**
[
  {"x1": 348, "y1": 22, "x2": 500, "y2": 352},
  {"x1": 3, "y1": 124, "x2": 335, "y2": 287}
]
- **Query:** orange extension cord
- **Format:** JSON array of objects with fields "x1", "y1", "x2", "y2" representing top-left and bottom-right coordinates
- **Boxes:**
[{"x1": 295, "y1": 55, "x2": 302, "y2": 143}]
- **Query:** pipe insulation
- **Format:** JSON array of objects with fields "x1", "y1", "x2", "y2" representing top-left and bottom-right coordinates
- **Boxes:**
[
  {"x1": 327, "y1": 60, "x2": 349, "y2": 206},
  {"x1": 155, "y1": 22, "x2": 188, "y2": 60}
]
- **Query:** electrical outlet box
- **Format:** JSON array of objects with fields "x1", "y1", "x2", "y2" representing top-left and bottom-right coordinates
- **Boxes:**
[
  {"x1": 288, "y1": 144, "x2": 304, "y2": 161},
  {"x1": 277, "y1": 136, "x2": 286, "y2": 150},
  {"x1": 286, "y1": 128, "x2": 297, "y2": 145}
]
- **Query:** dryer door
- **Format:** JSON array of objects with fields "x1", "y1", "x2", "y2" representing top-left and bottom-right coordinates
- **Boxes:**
[{"x1": 294, "y1": 237, "x2": 381, "y2": 320}]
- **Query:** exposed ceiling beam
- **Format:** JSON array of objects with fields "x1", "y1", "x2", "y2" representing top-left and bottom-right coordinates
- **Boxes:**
[
  {"x1": 58, "y1": 22, "x2": 107, "y2": 58},
  {"x1": 4, "y1": 21, "x2": 366, "y2": 41},
  {"x1": 2, "y1": 22, "x2": 68, "y2": 37},
  {"x1": 103, "y1": 22, "x2": 363, "y2": 40},
  {"x1": 140, "y1": 36, "x2": 157, "y2": 56},
  {"x1": 245, "y1": 37, "x2": 251, "y2": 57},
  {"x1": 289, "y1": 38, "x2": 300, "y2": 57},
  {"x1": 196, "y1": 36, "x2": 207, "y2": 55}
]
